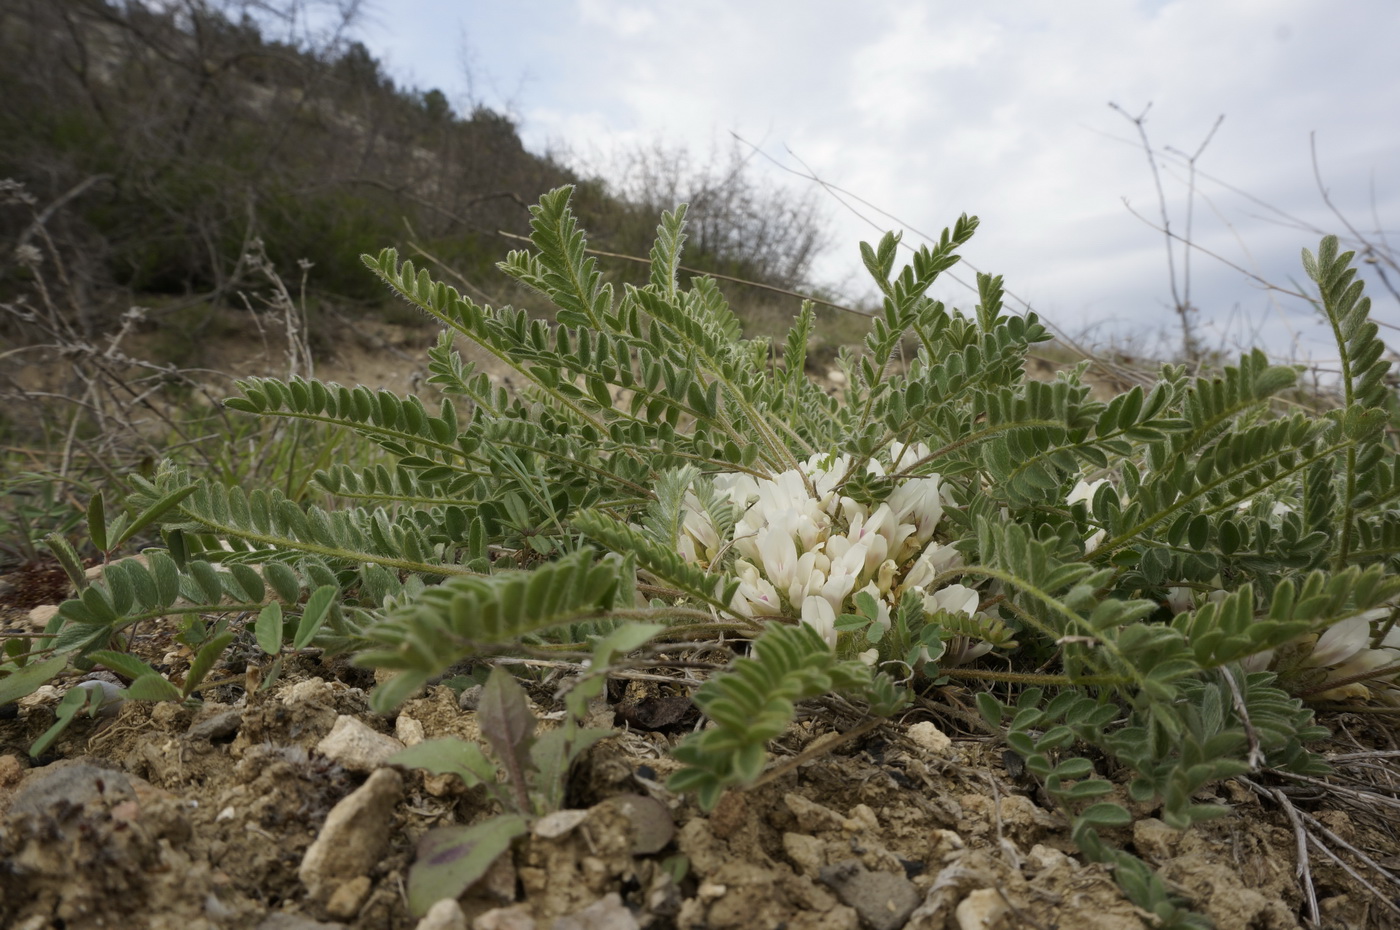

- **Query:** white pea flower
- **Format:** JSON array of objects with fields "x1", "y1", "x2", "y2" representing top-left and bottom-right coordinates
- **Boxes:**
[
  {"x1": 888, "y1": 475, "x2": 944, "y2": 545},
  {"x1": 731, "y1": 560, "x2": 784, "y2": 618},
  {"x1": 1068, "y1": 478, "x2": 1112, "y2": 551},
  {"x1": 756, "y1": 524, "x2": 799, "y2": 594},
  {"x1": 847, "y1": 504, "x2": 893, "y2": 575},
  {"x1": 875, "y1": 559, "x2": 899, "y2": 596},
  {"x1": 919, "y1": 584, "x2": 993, "y2": 667},
  {"x1": 900, "y1": 542, "x2": 962, "y2": 594},
  {"x1": 787, "y1": 550, "x2": 828, "y2": 605},
  {"x1": 1295, "y1": 611, "x2": 1400, "y2": 700},
  {"x1": 678, "y1": 499, "x2": 722, "y2": 564},
  {"x1": 801, "y1": 595, "x2": 838, "y2": 647},
  {"x1": 1067, "y1": 478, "x2": 1108, "y2": 507},
  {"x1": 1164, "y1": 586, "x2": 1195, "y2": 616},
  {"x1": 821, "y1": 536, "x2": 868, "y2": 611},
  {"x1": 924, "y1": 583, "x2": 980, "y2": 618},
  {"x1": 889, "y1": 440, "x2": 932, "y2": 471},
  {"x1": 1235, "y1": 497, "x2": 1296, "y2": 520},
  {"x1": 1308, "y1": 616, "x2": 1373, "y2": 669},
  {"x1": 713, "y1": 471, "x2": 760, "y2": 505},
  {"x1": 805, "y1": 452, "x2": 853, "y2": 498}
]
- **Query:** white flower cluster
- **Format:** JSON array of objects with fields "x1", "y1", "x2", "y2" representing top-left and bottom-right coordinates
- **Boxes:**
[{"x1": 677, "y1": 443, "x2": 989, "y2": 665}]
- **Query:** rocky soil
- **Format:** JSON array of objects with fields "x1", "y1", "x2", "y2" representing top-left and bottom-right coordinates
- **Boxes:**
[{"x1": 2, "y1": 571, "x2": 1397, "y2": 930}]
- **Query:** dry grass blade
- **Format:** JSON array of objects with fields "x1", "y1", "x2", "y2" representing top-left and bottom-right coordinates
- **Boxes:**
[{"x1": 1242, "y1": 723, "x2": 1400, "y2": 926}]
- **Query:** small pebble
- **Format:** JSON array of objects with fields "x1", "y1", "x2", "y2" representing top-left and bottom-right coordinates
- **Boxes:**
[
  {"x1": 325, "y1": 875, "x2": 372, "y2": 920},
  {"x1": 818, "y1": 859, "x2": 921, "y2": 930},
  {"x1": 413, "y1": 898, "x2": 466, "y2": 930},
  {"x1": 316, "y1": 715, "x2": 405, "y2": 772},
  {"x1": 187, "y1": 709, "x2": 244, "y2": 741},
  {"x1": 955, "y1": 888, "x2": 1008, "y2": 930},
  {"x1": 458, "y1": 685, "x2": 484, "y2": 711},
  {"x1": 395, "y1": 715, "x2": 425, "y2": 746},
  {"x1": 907, "y1": 721, "x2": 952, "y2": 755}
]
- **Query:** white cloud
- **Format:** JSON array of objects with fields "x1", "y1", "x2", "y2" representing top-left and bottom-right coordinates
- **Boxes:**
[{"x1": 354, "y1": 0, "x2": 1400, "y2": 358}]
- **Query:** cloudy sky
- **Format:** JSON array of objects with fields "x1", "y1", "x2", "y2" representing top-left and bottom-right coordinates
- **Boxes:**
[{"x1": 332, "y1": 0, "x2": 1399, "y2": 363}]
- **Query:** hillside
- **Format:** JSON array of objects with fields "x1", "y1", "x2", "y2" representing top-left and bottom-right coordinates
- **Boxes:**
[{"x1": 0, "y1": 0, "x2": 828, "y2": 335}]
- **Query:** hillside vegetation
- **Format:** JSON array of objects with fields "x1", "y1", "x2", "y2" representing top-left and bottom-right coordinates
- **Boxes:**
[{"x1": 0, "y1": 0, "x2": 829, "y2": 332}]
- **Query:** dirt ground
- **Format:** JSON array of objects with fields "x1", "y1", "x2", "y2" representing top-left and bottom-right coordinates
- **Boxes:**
[
  {"x1": 2, "y1": 574, "x2": 1398, "y2": 930},
  {"x1": 2, "y1": 315, "x2": 1398, "y2": 929}
]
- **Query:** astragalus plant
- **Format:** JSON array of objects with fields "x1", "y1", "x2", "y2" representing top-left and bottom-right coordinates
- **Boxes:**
[{"x1": 11, "y1": 187, "x2": 1400, "y2": 928}]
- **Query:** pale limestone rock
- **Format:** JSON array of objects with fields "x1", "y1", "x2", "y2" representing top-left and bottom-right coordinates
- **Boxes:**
[
  {"x1": 784, "y1": 792, "x2": 846, "y2": 833},
  {"x1": 1026, "y1": 843, "x2": 1069, "y2": 871},
  {"x1": 955, "y1": 888, "x2": 1008, "y2": 930},
  {"x1": 1131, "y1": 817, "x2": 1182, "y2": 860},
  {"x1": 783, "y1": 832, "x2": 826, "y2": 878},
  {"x1": 281, "y1": 677, "x2": 335, "y2": 707},
  {"x1": 472, "y1": 904, "x2": 536, "y2": 930},
  {"x1": 550, "y1": 892, "x2": 639, "y2": 930},
  {"x1": 395, "y1": 714, "x2": 426, "y2": 746},
  {"x1": 907, "y1": 720, "x2": 952, "y2": 755},
  {"x1": 298, "y1": 767, "x2": 402, "y2": 901},
  {"x1": 414, "y1": 898, "x2": 467, "y2": 930},
  {"x1": 316, "y1": 715, "x2": 405, "y2": 772},
  {"x1": 325, "y1": 875, "x2": 372, "y2": 920}
]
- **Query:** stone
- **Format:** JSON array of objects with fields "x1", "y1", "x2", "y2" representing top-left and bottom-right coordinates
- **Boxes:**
[
  {"x1": 298, "y1": 767, "x2": 403, "y2": 901},
  {"x1": 72, "y1": 679, "x2": 124, "y2": 717},
  {"x1": 477, "y1": 847, "x2": 519, "y2": 905},
  {"x1": 1025, "y1": 844, "x2": 1068, "y2": 871},
  {"x1": 256, "y1": 915, "x2": 348, "y2": 930},
  {"x1": 954, "y1": 888, "x2": 1008, "y2": 930},
  {"x1": 907, "y1": 721, "x2": 952, "y2": 755},
  {"x1": 315, "y1": 714, "x2": 405, "y2": 772},
  {"x1": 818, "y1": 859, "x2": 922, "y2": 930},
  {"x1": 282, "y1": 677, "x2": 336, "y2": 707},
  {"x1": 596, "y1": 793, "x2": 675, "y2": 855},
  {"x1": 7, "y1": 762, "x2": 135, "y2": 818},
  {"x1": 783, "y1": 832, "x2": 827, "y2": 878},
  {"x1": 1131, "y1": 817, "x2": 1181, "y2": 861},
  {"x1": 414, "y1": 898, "x2": 467, "y2": 930},
  {"x1": 395, "y1": 714, "x2": 426, "y2": 746},
  {"x1": 22, "y1": 604, "x2": 59, "y2": 636},
  {"x1": 473, "y1": 905, "x2": 536, "y2": 930},
  {"x1": 458, "y1": 685, "x2": 484, "y2": 711},
  {"x1": 325, "y1": 875, "x2": 373, "y2": 920},
  {"x1": 784, "y1": 792, "x2": 846, "y2": 833},
  {"x1": 186, "y1": 708, "x2": 244, "y2": 741},
  {"x1": 550, "y1": 893, "x2": 640, "y2": 930},
  {"x1": 0, "y1": 753, "x2": 26, "y2": 790},
  {"x1": 532, "y1": 809, "x2": 590, "y2": 840}
]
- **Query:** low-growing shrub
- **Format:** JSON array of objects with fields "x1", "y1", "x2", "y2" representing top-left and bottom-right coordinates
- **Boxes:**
[{"x1": 7, "y1": 187, "x2": 1399, "y2": 926}]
